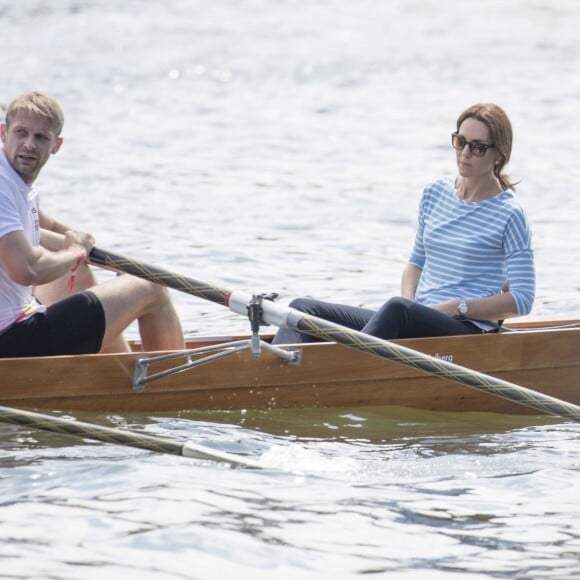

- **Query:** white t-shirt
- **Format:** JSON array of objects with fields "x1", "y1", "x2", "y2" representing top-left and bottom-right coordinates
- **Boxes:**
[{"x1": 0, "y1": 149, "x2": 45, "y2": 332}]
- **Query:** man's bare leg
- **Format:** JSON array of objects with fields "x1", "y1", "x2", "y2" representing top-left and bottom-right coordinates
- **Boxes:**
[{"x1": 89, "y1": 275, "x2": 185, "y2": 352}]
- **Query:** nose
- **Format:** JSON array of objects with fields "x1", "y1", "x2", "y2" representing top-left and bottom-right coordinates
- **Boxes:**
[
  {"x1": 461, "y1": 143, "x2": 472, "y2": 157},
  {"x1": 22, "y1": 135, "x2": 36, "y2": 151}
]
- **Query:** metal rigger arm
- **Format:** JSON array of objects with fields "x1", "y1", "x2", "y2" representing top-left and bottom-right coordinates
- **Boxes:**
[{"x1": 132, "y1": 294, "x2": 302, "y2": 392}]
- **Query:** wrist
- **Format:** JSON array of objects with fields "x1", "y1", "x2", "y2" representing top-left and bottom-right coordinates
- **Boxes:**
[
  {"x1": 67, "y1": 251, "x2": 85, "y2": 292},
  {"x1": 71, "y1": 251, "x2": 85, "y2": 272}
]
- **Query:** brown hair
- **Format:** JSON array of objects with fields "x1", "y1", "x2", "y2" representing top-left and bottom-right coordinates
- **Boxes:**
[
  {"x1": 5, "y1": 91, "x2": 65, "y2": 136},
  {"x1": 456, "y1": 103, "x2": 516, "y2": 191}
]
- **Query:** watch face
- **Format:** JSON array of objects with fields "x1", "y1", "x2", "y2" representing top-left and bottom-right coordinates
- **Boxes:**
[{"x1": 458, "y1": 301, "x2": 468, "y2": 314}]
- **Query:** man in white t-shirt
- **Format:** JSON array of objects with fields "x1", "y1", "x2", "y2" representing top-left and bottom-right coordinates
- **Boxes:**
[{"x1": 0, "y1": 91, "x2": 184, "y2": 357}]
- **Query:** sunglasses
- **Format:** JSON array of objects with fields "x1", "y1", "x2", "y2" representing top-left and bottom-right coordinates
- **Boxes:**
[{"x1": 451, "y1": 132, "x2": 495, "y2": 157}]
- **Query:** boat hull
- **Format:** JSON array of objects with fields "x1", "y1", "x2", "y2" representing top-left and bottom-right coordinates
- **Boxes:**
[{"x1": 1, "y1": 322, "x2": 579, "y2": 415}]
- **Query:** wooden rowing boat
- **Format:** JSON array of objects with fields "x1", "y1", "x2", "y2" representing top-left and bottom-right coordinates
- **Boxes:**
[{"x1": 1, "y1": 318, "x2": 579, "y2": 415}]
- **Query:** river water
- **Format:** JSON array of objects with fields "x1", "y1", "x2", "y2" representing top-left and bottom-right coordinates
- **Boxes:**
[{"x1": 1, "y1": 1, "x2": 580, "y2": 578}]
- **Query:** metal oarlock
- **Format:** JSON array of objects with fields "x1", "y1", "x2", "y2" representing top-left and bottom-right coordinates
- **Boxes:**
[{"x1": 247, "y1": 293, "x2": 279, "y2": 356}]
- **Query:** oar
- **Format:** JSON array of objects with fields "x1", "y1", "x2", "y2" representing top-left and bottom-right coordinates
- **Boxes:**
[
  {"x1": 0, "y1": 405, "x2": 260, "y2": 468},
  {"x1": 90, "y1": 247, "x2": 580, "y2": 422}
]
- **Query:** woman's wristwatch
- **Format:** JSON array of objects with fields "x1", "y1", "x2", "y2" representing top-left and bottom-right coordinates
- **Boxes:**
[{"x1": 457, "y1": 299, "x2": 469, "y2": 318}]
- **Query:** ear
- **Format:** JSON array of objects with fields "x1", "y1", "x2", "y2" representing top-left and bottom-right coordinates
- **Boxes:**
[
  {"x1": 0, "y1": 123, "x2": 6, "y2": 143},
  {"x1": 51, "y1": 136, "x2": 63, "y2": 155}
]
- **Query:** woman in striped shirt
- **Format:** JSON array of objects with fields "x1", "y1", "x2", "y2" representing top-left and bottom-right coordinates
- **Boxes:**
[{"x1": 273, "y1": 103, "x2": 535, "y2": 344}]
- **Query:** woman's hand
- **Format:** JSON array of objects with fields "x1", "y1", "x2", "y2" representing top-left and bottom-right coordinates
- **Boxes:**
[{"x1": 429, "y1": 299, "x2": 461, "y2": 317}]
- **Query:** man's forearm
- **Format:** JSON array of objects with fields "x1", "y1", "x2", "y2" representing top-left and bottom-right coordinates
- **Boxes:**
[
  {"x1": 40, "y1": 229, "x2": 65, "y2": 251},
  {"x1": 39, "y1": 211, "x2": 71, "y2": 235}
]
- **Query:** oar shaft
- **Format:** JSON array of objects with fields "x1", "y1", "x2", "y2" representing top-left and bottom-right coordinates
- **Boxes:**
[
  {"x1": 0, "y1": 406, "x2": 258, "y2": 467},
  {"x1": 238, "y1": 295, "x2": 580, "y2": 421},
  {"x1": 90, "y1": 248, "x2": 230, "y2": 307},
  {"x1": 90, "y1": 247, "x2": 580, "y2": 422},
  {"x1": 296, "y1": 315, "x2": 580, "y2": 420}
]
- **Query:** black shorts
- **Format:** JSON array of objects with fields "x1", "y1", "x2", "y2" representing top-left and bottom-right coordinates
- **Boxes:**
[{"x1": 0, "y1": 291, "x2": 106, "y2": 358}]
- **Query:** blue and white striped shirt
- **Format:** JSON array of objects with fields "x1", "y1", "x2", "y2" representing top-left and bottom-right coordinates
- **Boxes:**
[{"x1": 408, "y1": 176, "x2": 535, "y2": 315}]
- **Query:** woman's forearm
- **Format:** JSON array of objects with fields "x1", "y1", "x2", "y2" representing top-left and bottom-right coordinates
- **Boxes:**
[{"x1": 401, "y1": 264, "x2": 422, "y2": 300}]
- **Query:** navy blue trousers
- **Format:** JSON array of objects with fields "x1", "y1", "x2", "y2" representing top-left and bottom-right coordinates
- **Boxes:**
[{"x1": 272, "y1": 296, "x2": 481, "y2": 344}]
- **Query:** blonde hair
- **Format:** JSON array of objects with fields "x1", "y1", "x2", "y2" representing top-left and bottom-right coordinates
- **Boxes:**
[
  {"x1": 5, "y1": 91, "x2": 65, "y2": 136},
  {"x1": 456, "y1": 103, "x2": 516, "y2": 191}
]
